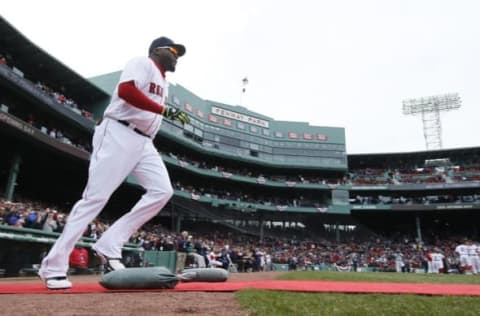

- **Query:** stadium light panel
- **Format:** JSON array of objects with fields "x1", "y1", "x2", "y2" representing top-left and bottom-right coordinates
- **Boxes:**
[
  {"x1": 402, "y1": 93, "x2": 462, "y2": 150},
  {"x1": 402, "y1": 93, "x2": 461, "y2": 115}
]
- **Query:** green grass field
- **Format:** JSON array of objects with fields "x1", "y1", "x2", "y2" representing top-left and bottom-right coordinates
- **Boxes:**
[
  {"x1": 235, "y1": 271, "x2": 480, "y2": 316},
  {"x1": 278, "y1": 270, "x2": 480, "y2": 284}
]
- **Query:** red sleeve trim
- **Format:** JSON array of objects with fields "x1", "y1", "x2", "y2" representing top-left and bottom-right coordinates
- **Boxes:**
[{"x1": 118, "y1": 81, "x2": 165, "y2": 114}]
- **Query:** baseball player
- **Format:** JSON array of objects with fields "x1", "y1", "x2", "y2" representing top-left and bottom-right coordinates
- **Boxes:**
[
  {"x1": 393, "y1": 249, "x2": 404, "y2": 273},
  {"x1": 455, "y1": 240, "x2": 471, "y2": 274},
  {"x1": 423, "y1": 248, "x2": 433, "y2": 273},
  {"x1": 208, "y1": 247, "x2": 224, "y2": 268},
  {"x1": 467, "y1": 241, "x2": 480, "y2": 274},
  {"x1": 430, "y1": 249, "x2": 445, "y2": 274},
  {"x1": 38, "y1": 36, "x2": 190, "y2": 289}
]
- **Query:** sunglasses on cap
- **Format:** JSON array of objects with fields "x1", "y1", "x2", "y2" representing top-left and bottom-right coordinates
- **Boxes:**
[{"x1": 155, "y1": 46, "x2": 179, "y2": 58}]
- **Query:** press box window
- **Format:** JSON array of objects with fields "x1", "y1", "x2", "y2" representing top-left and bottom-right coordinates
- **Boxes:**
[
  {"x1": 183, "y1": 123, "x2": 194, "y2": 138},
  {"x1": 193, "y1": 128, "x2": 203, "y2": 143},
  {"x1": 250, "y1": 143, "x2": 259, "y2": 157},
  {"x1": 250, "y1": 143, "x2": 260, "y2": 151}
]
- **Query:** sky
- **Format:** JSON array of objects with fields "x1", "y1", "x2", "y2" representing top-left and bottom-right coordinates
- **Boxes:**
[{"x1": 2, "y1": 0, "x2": 479, "y2": 154}]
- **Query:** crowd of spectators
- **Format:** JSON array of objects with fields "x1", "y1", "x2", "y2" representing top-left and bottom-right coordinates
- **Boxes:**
[
  {"x1": 124, "y1": 220, "x2": 475, "y2": 275},
  {"x1": 172, "y1": 180, "x2": 328, "y2": 209},
  {"x1": 0, "y1": 198, "x2": 66, "y2": 232},
  {"x1": 351, "y1": 194, "x2": 480, "y2": 206},
  {"x1": 168, "y1": 152, "x2": 345, "y2": 186},
  {"x1": 1, "y1": 51, "x2": 93, "y2": 152},
  {"x1": 2, "y1": 197, "x2": 477, "y2": 275},
  {"x1": 27, "y1": 114, "x2": 92, "y2": 152},
  {"x1": 347, "y1": 162, "x2": 480, "y2": 186},
  {"x1": 451, "y1": 164, "x2": 480, "y2": 182},
  {"x1": 0, "y1": 50, "x2": 95, "y2": 123},
  {"x1": 1, "y1": 104, "x2": 92, "y2": 153},
  {"x1": 35, "y1": 82, "x2": 95, "y2": 122},
  {"x1": 168, "y1": 152, "x2": 480, "y2": 188},
  {"x1": 0, "y1": 198, "x2": 108, "y2": 239}
]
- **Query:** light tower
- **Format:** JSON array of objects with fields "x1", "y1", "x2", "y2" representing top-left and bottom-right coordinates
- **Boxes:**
[{"x1": 402, "y1": 93, "x2": 462, "y2": 150}]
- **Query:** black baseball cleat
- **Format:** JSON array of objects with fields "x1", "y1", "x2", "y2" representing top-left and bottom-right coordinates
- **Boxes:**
[{"x1": 93, "y1": 250, "x2": 126, "y2": 273}]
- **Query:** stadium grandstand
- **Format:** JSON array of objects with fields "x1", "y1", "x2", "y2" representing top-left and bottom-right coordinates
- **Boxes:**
[{"x1": 1, "y1": 14, "x2": 480, "y2": 277}]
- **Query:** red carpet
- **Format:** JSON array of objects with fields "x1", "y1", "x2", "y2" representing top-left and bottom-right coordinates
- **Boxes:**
[{"x1": 1, "y1": 280, "x2": 480, "y2": 296}]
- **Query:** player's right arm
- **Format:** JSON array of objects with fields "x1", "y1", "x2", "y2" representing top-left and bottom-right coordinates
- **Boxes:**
[
  {"x1": 118, "y1": 81, "x2": 189, "y2": 124},
  {"x1": 117, "y1": 58, "x2": 189, "y2": 124}
]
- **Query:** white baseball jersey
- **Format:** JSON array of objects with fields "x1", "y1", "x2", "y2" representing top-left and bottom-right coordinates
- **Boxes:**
[
  {"x1": 431, "y1": 253, "x2": 445, "y2": 273},
  {"x1": 471, "y1": 244, "x2": 480, "y2": 274},
  {"x1": 104, "y1": 56, "x2": 168, "y2": 137},
  {"x1": 208, "y1": 251, "x2": 223, "y2": 267},
  {"x1": 430, "y1": 252, "x2": 445, "y2": 270},
  {"x1": 455, "y1": 244, "x2": 470, "y2": 267},
  {"x1": 432, "y1": 253, "x2": 444, "y2": 262},
  {"x1": 455, "y1": 245, "x2": 469, "y2": 257},
  {"x1": 467, "y1": 245, "x2": 479, "y2": 257}
]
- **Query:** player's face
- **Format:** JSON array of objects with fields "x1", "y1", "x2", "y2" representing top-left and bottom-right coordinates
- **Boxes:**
[{"x1": 153, "y1": 47, "x2": 178, "y2": 72}]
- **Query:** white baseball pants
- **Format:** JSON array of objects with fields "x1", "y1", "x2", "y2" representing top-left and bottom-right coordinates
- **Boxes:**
[
  {"x1": 39, "y1": 118, "x2": 173, "y2": 279},
  {"x1": 471, "y1": 256, "x2": 480, "y2": 274}
]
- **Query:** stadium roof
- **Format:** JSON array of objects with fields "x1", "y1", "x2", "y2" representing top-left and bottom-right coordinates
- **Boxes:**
[
  {"x1": 349, "y1": 146, "x2": 480, "y2": 158},
  {"x1": 0, "y1": 15, "x2": 109, "y2": 106},
  {"x1": 348, "y1": 146, "x2": 480, "y2": 168}
]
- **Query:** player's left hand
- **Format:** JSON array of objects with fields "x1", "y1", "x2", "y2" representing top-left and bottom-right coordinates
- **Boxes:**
[{"x1": 163, "y1": 106, "x2": 190, "y2": 124}]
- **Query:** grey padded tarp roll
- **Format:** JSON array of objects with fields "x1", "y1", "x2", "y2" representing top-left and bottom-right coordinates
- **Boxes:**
[
  {"x1": 99, "y1": 266, "x2": 179, "y2": 289},
  {"x1": 179, "y1": 268, "x2": 229, "y2": 282}
]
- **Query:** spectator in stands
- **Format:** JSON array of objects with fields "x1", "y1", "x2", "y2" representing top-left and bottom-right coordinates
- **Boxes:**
[
  {"x1": 6, "y1": 211, "x2": 19, "y2": 226},
  {"x1": 124, "y1": 251, "x2": 143, "y2": 268},
  {"x1": 156, "y1": 235, "x2": 175, "y2": 251},
  {"x1": 140, "y1": 233, "x2": 155, "y2": 250},
  {"x1": 253, "y1": 248, "x2": 264, "y2": 272},
  {"x1": 188, "y1": 237, "x2": 207, "y2": 268},
  {"x1": 32, "y1": 210, "x2": 47, "y2": 230},
  {"x1": 287, "y1": 255, "x2": 298, "y2": 271},
  {"x1": 0, "y1": 53, "x2": 7, "y2": 65},
  {"x1": 217, "y1": 246, "x2": 231, "y2": 270},
  {"x1": 55, "y1": 214, "x2": 66, "y2": 233},
  {"x1": 42, "y1": 210, "x2": 58, "y2": 233},
  {"x1": 23, "y1": 209, "x2": 38, "y2": 228},
  {"x1": 48, "y1": 129, "x2": 57, "y2": 138},
  {"x1": 176, "y1": 231, "x2": 191, "y2": 272}
]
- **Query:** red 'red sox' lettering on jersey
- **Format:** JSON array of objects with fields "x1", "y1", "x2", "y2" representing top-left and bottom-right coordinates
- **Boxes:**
[{"x1": 149, "y1": 82, "x2": 163, "y2": 97}]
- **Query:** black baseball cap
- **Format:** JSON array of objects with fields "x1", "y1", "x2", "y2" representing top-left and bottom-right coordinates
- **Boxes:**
[{"x1": 149, "y1": 37, "x2": 186, "y2": 57}]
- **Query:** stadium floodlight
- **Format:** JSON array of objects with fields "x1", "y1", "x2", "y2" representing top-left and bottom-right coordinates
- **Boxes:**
[{"x1": 402, "y1": 93, "x2": 462, "y2": 150}]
